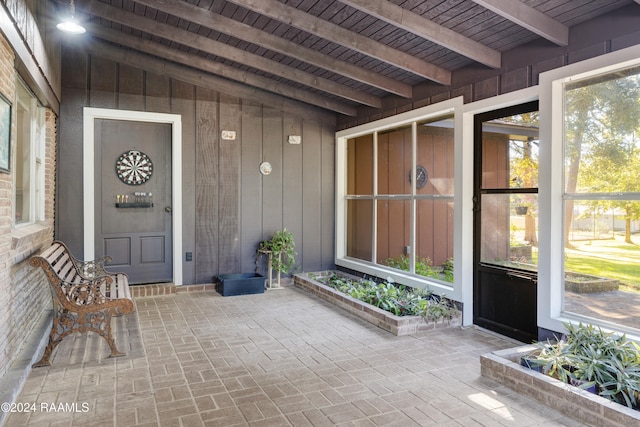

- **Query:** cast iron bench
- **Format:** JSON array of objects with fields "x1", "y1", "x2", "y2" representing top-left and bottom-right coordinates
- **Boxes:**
[{"x1": 30, "y1": 241, "x2": 134, "y2": 367}]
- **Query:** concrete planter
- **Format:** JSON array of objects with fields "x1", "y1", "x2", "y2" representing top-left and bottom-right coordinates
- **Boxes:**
[
  {"x1": 564, "y1": 273, "x2": 619, "y2": 293},
  {"x1": 509, "y1": 245, "x2": 532, "y2": 261},
  {"x1": 293, "y1": 271, "x2": 460, "y2": 336},
  {"x1": 481, "y1": 346, "x2": 640, "y2": 427}
]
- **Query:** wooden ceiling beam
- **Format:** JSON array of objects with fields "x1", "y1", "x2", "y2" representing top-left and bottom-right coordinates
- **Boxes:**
[
  {"x1": 339, "y1": 0, "x2": 501, "y2": 68},
  {"x1": 472, "y1": 0, "x2": 569, "y2": 46},
  {"x1": 85, "y1": 1, "x2": 381, "y2": 108},
  {"x1": 225, "y1": 0, "x2": 451, "y2": 85},
  {"x1": 85, "y1": 38, "x2": 352, "y2": 118},
  {"x1": 86, "y1": 25, "x2": 356, "y2": 116},
  {"x1": 131, "y1": 0, "x2": 412, "y2": 98}
]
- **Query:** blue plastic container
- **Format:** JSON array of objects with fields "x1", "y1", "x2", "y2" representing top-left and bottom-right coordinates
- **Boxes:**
[{"x1": 215, "y1": 273, "x2": 265, "y2": 296}]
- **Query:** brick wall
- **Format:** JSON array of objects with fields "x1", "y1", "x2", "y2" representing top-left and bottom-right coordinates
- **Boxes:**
[
  {"x1": 481, "y1": 347, "x2": 640, "y2": 427},
  {"x1": 0, "y1": 32, "x2": 57, "y2": 381}
]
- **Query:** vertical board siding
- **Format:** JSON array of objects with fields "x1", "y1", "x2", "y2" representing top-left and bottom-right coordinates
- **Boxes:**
[
  {"x1": 171, "y1": 80, "x2": 196, "y2": 285},
  {"x1": 283, "y1": 116, "x2": 304, "y2": 270},
  {"x1": 217, "y1": 94, "x2": 242, "y2": 274},
  {"x1": 301, "y1": 120, "x2": 322, "y2": 272},
  {"x1": 321, "y1": 125, "x2": 336, "y2": 269},
  {"x1": 195, "y1": 87, "x2": 219, "y2": 283},
  {"x1": 261, "y1": 107, "x2": 284, "y2": 235},
  {"x1": 240, "y1": 102, "x2": 263, "y2": 273},
  {"x1": 89, "y1": 56, "x2": 116, "y2": 108},
  {"x1": 58, "y1": 49, "x2": 336, "y2": 285},
  {"x1": 351, "y1": 127, "x2": 454, "y2": 267},
  {"x1": 57, "y1": 48, "x2": 89, "y2": 255},
  {"x1": 117, "y1": 64, "x2": 144, "y2": 111},
  {"x1": 145, "y1": 72, "x2": 171, "y2": 114}
]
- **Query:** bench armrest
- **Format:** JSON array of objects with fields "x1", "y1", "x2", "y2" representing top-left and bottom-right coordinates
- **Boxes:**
[
  {"x1": 50, "y1": 240, "x2": 115, "y2": 280},
  {"x1": 63, "y1": 275, "x2": 114, "y2": 306}
]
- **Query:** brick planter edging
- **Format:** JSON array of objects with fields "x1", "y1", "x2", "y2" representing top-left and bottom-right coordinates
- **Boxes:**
[
  {"x1": 294, "y1": 271, "x2": 460, "y2": 336},
  {"x1": 480, "y1": 345, "x2": 640, "y2": 427}
]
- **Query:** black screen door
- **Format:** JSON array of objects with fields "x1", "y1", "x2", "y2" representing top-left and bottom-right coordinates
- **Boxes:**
[{"x1": 473, "y1": 101, "x2": 539, "y2": 343}]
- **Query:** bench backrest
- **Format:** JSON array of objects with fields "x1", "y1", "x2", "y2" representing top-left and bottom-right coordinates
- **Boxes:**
[
  {"x1": 31, "y1": 241, "x2": 117, "y2": 311},
  {"x1": 35, "y1": 241, "x2": 83, "y2": 285}
]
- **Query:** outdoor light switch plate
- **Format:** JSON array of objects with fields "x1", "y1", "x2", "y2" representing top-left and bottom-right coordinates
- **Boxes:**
[
  {"x1": 221, "y1": 130, "x2": 236, "y2": 140},
  {"x1": 288, "y1": 135, "x2": 301, "y2": 144}
]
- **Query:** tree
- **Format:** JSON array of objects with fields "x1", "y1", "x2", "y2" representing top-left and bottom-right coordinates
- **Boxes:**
[
  {"x1": 578, "y1": 142, "x2": 640, "y2": 243},
  {"x1": 505, "y1": 112, "x2": 539, "y2": 246},
  {"x1": 563, "y1": 72, "x2": 640, "y2": 246}
]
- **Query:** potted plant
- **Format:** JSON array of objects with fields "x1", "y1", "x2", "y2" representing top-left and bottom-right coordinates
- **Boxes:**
[{"x1": 256, "y1": 228, "x2": 297, "y2": 276}]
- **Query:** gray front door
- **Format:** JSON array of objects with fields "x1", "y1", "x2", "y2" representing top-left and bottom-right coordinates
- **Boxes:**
[{"x1": 95, "y1": 119, "x2": 172, "y2": 284}]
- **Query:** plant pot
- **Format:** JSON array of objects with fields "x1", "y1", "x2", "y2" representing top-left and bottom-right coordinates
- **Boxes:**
[
  {"x1": 515, "y1": 206, "x2": 528, "y2": 215},
  {"x1": 520, "y1": 355, "x2": 544, "y2": 373},
  {"x1": 214, "y1": 273, "x2": 265, "y2": 296},
  {"x1": 569, "y1": 378, "x2": 598, "y2": 395}
]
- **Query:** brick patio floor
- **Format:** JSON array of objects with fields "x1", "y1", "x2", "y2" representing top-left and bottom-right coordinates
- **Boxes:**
[{"x1": 5, "y1": 284, "x2": 587, "y2": 426}]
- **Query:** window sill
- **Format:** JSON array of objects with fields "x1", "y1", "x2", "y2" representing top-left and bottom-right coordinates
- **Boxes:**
[{"x1": 11, "y1": 222, "x2": 52, "y2": 250}]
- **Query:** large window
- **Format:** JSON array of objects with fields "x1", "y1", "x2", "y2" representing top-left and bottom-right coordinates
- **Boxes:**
[
  {"x1": 14, "y1": 80, "x2": 44, "y2": 225},
  {"x1": 561, "y1": 63, "x2": 640, "y2": 330},
  {"x1": 339, "y1": 108, "x2": 457, "y2": 289}
]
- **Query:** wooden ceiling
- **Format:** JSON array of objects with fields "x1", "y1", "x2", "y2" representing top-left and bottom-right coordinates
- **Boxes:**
[{"x1": 66, "y1": 0, "x2": 636, "y2": 116}]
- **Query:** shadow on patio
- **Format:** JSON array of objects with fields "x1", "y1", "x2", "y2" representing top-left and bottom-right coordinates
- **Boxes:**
[{"x1": 6, "y1": 284, "x2": 586, "y2": 426}]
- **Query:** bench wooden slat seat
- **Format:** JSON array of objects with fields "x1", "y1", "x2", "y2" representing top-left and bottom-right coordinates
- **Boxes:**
[{"x1": 30, "y1": 241, "x2": 134, "y2": 367}]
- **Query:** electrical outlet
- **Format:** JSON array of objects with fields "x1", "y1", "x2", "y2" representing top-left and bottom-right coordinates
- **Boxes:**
[{"x1": 186, "y1": 252, "x2": 193, "y2": 262}]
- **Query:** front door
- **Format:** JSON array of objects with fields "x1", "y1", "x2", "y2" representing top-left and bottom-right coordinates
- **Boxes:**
[
  {"x1": 473, "y1": 101, "x2": 539, "y2": 342},
  {"x1": 95, "y1": 119, "x2": 173, "y2": 284}
]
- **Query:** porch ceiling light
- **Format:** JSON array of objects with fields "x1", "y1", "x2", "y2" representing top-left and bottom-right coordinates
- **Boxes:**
[{"x1": 57, "y1": 0, "x2": 86, "y2": 35}]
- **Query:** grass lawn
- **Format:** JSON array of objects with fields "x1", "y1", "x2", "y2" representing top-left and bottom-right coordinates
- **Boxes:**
[{"x1": 564, "y1": 235, "x2": 640, "y2": 291}]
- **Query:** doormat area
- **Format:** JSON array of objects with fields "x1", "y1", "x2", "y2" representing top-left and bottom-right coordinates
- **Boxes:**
[{"x1": 131, "y1": 283, "x2": 216, "y2": 298}]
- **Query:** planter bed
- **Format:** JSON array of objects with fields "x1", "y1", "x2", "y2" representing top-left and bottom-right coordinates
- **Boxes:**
[
  {"x1": 293, "y1": 271, "x2": 460, "y2": 336},
  {"x1": 564, "y1": 272, "x2": 619, "y2": 293},
  {"x1": 480, "y1": 346, "x2": 640, "y2": 427}
]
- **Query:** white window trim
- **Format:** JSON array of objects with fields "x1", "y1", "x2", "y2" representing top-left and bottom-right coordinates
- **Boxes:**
[
  {"x1": 539, "y1": 44, "x2": 640, "y2": 337},
  {"x1": 335, "y1": 97, "x2": 464, "y2": 309},
  {"x1": 34, "y1": 105, "x2": 45, "y2": 222},
  {"x1": 13, "y1": 81, "x2": 45, "y2": 227}
]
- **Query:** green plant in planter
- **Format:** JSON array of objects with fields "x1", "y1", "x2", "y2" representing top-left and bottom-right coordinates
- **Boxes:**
[
  {"x1": 419, "y1": 294, "x2": 459, "y2": 323},
  {"x1": 319, "y1": 273, "x2": 459, "y2": 321},
  {"x1": 565, "y1": 323, "x2": 640, "y2": 408},
  {"x1": 527, "y1": 322, "x2": 640, "y2": 409},
  {"x1": 530, "y1": 341, "x2": 575, "y2": 384},
  {"x1": 257, "y1": 228, "x2": 297, "y2": 274}
]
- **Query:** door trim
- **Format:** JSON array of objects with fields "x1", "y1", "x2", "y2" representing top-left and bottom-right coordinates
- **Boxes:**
[{"x1": 83, "y1": 107, "x2": 183, "y2": 285}]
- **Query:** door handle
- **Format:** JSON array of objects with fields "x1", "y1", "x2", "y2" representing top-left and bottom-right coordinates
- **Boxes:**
[
  {"x1": 165, "y1": 206, "x2": 172, "y2": 213},
  {"x1": 507, "y1": 272, "x2": 537, "y2": 283}
]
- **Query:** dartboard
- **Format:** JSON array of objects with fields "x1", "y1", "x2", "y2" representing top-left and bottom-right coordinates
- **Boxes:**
[{"x1": 115, "y1": 150, "x2": 153, "y2": 185}]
